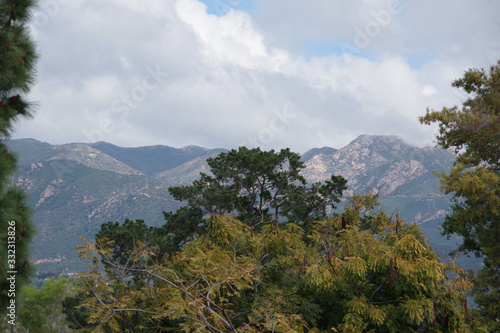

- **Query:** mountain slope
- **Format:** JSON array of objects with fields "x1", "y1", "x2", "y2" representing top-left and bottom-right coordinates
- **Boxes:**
[
  {"x1": 6, "y1": 138, "x2": 57, "y2": 166},
  {"x1": 6, "y1": 139, "x2": 204, "y2": 273},
  {"x1": 302, "y1": 135, "x2": 455, "y2": 196},
  {"x1": 154, "y1": 148, "x2": 227, "y2": 186},
  {"x1": 89, "y1": 141, "x2": 220, "y2": 176},
  {"x1": 7, "y1": 136, "x2": 473, "y2": 276},
  {"x1": 301, "y1": 146, "x2": 338, "y2": 162},
  {"x1": 14, "y1": 158, "x2": 178, "y2": 272}
]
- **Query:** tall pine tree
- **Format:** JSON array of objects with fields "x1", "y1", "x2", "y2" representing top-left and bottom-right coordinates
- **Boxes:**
[{"x1": 0, "y1": 0, "x2": 38, "y2": 313}]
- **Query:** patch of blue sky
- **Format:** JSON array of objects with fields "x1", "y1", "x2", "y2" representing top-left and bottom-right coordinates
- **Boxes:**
[
  {"x1": 198, "y1": 0, "x2": 258, "y2": 17},
  {"x1": 404, "y1": 53, "x2": 436, "y2": 69},
  {"x1": 303, "y1": 41, "x2": 436, "y2": 69}
]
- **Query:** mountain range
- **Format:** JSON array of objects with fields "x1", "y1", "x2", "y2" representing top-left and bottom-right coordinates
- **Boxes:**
[{"x1": 7, "y1": 135, "x2": 478, "y2": 276}]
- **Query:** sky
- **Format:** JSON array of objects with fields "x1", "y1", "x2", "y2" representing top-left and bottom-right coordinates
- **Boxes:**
[{"x1": 13, "y1": 0, "x2": 500, "y2": 153}]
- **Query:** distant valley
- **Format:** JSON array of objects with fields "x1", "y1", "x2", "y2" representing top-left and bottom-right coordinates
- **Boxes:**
[{"x1": 7, "y1": 135, "x2": 480, "y2": 275}]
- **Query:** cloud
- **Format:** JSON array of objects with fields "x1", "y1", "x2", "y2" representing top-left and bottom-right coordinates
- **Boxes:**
[{"x1": 13, "y1": 0, "x2": 500, "y2": 153}]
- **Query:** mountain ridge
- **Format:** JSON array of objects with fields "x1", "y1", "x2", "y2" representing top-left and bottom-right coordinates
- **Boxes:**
[{"x1": 7, "y1": 135, "x2": 470, "y2": 275}]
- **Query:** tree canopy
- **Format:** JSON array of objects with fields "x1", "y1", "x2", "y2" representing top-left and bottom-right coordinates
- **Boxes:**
[
  {"x1": 71, "y1": 194, "x2": 480, "y2": 332},
  {"x1": 420, "y1": 60, "x2": 500, "y2": 331},
  {"x1": 164, "y1": 147, "x2": 347, "y2": 250},
  {"x1": 96, "y1": 218, "x2": 172, "y2": 268},
  {"x1": 0, "y1": 277, "x2": 73, "y2": 332}
]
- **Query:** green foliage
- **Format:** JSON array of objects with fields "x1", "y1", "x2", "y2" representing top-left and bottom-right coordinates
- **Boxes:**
[
  {"x1": 0, "y1": 0, "x2": 38, "y2": 313},
  {"x1": 420, "y1": 60, "x2": 500, "y2": 331},
  {"x1": 96, "y1": 218, "x2": 173, "y2": 268},
  {"x1": 62, "y1": 293, "x2": 91, "y2": 331},
  {"x1": 163, "y1": 206, "x2": 204, "y2": 251},
  {"x1": 7, "y1": 277, "x2": 74, "y2": 332},
  {"x1": 67, "y1": 218, "x2": 181, "y2": 330},
  {"x1": 71, "y1": 195, "x2": 481, "y2": 332},
  {"x1": 166, "y1": 147, "x2": 347, "y2": 247}
]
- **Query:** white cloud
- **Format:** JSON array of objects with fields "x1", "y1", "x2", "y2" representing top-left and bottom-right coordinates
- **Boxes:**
[
  {"x1": 421, "y1": 85, "x2": 437, "y2": 97},
  {"x1": 12, "y1": 0, "x2": 500, "y2": 153}
]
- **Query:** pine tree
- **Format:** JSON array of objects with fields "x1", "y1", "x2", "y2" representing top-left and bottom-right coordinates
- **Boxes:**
[
  {"x1": 166, "y1": 147, "x2": 347, "y2": 250},
  {"x1": 0, "y1": 0, "x2": 38, "y2": 313}
]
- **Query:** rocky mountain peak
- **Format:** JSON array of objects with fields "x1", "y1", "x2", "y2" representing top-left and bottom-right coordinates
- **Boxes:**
[
  {"x1": 302, "y1": 135, "x2": 455, "y2": 196},
  {"x1": 349, "y1": 134, "x2": 406, "y2": 146},
  {"x1": 342, "y1": 134, "x2": 413, "y2": 157}
]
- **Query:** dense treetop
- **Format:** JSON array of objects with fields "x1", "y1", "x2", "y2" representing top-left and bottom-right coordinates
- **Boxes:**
[{"x1": 68, "y1": 193, "x2": 482, "y2": 332}]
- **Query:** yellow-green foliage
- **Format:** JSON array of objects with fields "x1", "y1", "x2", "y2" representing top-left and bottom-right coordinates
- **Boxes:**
[
  {"x1": 420, "y1": 61, "x2": 500, "y2": 331},
  {"x1": 72, "y1": 196, "x2": 481, "y2": 332}
]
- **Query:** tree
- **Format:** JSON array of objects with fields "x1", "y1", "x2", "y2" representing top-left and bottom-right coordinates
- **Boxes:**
[
  {"x1": 307, "y1": 198, "x2": 475, "y2": 332},
  {"x1": 420, "y1": 60, "x2": 500, "y2": 331},
  {"x1": 95, "y1": 218, "x2": 173, "y2": 268},
  {"x1": 71, "y1": 195, "x2": 479, "y2": 332},
  {"x1": 0, "y1": 0, "x2": 38, "y2": 313},
  {"x1": 1, "y1": 277, "x2": 74, "y2": 332},
  {"x1": 61, "y1": 219, "x2": 176, "y2": 331},
  {"x1": 165, "y1": 147, "x2": 347, "y2": 249}
]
